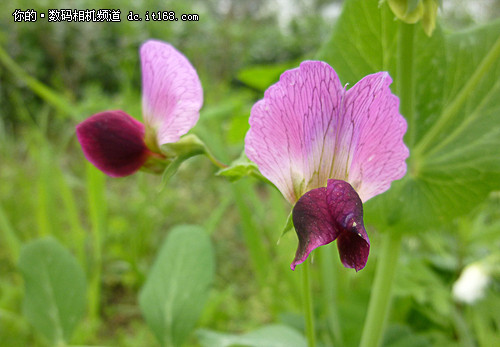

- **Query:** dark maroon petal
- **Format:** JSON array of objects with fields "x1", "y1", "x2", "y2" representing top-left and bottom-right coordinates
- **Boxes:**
[
  {"x1": 327, "y1": 179, "x2": 370, "y2": 271},
  {"x1": 76, "y1": 110, "x2": 149, "y2": 177},
  {"x1": 291, "y1": 187, "x2": 339, "y2": 270},
  {"x1": 291, "y1": 179, "x2": 370, "y2": 271},
  {"x1": 336, "y1": 228, "x2": 370, "y2": 271}
]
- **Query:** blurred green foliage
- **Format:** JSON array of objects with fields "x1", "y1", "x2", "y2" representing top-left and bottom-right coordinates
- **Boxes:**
[{"x1": 1, "y1": 0, "x2": 499, "y2": 346}]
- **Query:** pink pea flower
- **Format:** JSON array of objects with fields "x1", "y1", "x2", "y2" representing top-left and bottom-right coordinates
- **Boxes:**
[
  {"x1": 76, "y1": 40, "x2": 203, "y2": 177},
  {"x1": 245, "y1": 61, "x2": 409, "y2": 271}
]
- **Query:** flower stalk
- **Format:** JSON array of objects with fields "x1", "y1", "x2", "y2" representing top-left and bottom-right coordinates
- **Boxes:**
[
  {"x1": 359, "y1": 21, "x2": 415, "y2": 347},
  {"x1": 359, "y1": 231, "x2": 402, "y2": 347},
  {"x1": 302, "y1": 259, "x2": 316, "y2": 347}
]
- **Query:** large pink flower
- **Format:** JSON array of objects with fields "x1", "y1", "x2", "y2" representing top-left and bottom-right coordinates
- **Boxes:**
[
  {"x1": 245, "y1": 61, "x2": 408, "y2": 271},
  {"x1": 76, "y1": 40, "x2": 203, "y2": 177}
]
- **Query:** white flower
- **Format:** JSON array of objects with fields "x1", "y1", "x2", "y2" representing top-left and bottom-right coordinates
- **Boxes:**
[{"x1": 452, "y1": 263, "x2": 490, "y2": 304}]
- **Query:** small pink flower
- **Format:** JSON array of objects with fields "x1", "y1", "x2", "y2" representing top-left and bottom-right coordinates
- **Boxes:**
[
  {"x1": 76, "y1": 40, "x2": 203, "y2": 177},
  {"x1": 245, "y1": 61, "x2": 408, "y2": 271}
]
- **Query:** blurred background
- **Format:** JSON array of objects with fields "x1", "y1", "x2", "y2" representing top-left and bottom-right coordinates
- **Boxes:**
[{"x1": 1, "y1": 0, "x2": 499, "y2": 346}]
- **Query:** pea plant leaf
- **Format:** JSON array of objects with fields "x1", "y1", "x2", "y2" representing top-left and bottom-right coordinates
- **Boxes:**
[
  {"x1": 318, "y1": 0, "x2": 500, "y2": 233},
  {"x1": 18, "y1": 237, "x2": 86, "y2": 346},
  {"x1": 317, "y1": 0, "x2": 399, "y2": 84},
  {"x1": 139, "y1": 225, "x2": 215, "y2": 347}
]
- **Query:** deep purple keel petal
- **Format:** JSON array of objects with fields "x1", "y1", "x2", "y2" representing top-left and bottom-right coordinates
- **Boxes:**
[
  {"x1": 337, "y1": 228, "x2": 370, "y2": 272},
  {"x1": 327, "y1": 179, "x2": 370, "y2": 271},
  {"x1": 76, "y1": 110, "x2": 149, "y2": 177},
  {"x1": 291, "y1": 179, "x2": 370, "y2": 271},
  {"x1": 291, "y1": 187, "x2": 338, "y2": 270}
]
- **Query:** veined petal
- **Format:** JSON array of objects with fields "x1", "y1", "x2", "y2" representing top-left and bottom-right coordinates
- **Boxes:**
[
  {"x1": 76, "y1": 111, "x2": 149, "y2": 177},
  {"x1": 141, "y1": 40, "x2": 203, "y2": 146},
  {"x1": 291, "y1": 179, "x2": 369, "y2": 271},
  {"x1": 245, "y1": 61, "x2": 345, "y2": 204},
  {"x1": 345, "y1": 72, "x2": 409, "y2": 202}
]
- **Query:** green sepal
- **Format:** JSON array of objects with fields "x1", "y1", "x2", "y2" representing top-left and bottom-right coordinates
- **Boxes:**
[
  {"x1": 158, "y1": 154, "x2": 192, "y2": 191},
  {"x1": 217, "y1": 152, "x2": 268, "y2": 183},
  {"x1": 280, "y1": 209, "x2": 295, "y2": 238},
  {"x1": 140, "y1": 154, "x2": 172, "y2": 175},
  {"x1": 160, "y1": 134, "x2": 206, "y2": 158}
]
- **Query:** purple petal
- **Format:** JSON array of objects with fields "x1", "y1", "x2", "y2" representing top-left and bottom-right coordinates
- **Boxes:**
[
  {"x1": 327, "y1": 180, "x2": 369, "y2": 271},
  {"x1": 291, "y1": 179, "x2": 370, "y2": 271},
  {"x1": 290, "y1": 186, "x2": 337, "y2": 270},
  {"x1": 245, "y1": 61, "x2": 345, "y2": 204},
  {"x1": 76, "y1": 110, "x2": 149, "y2": 177},
  {"x1": 245, "y1": 62, "x2": 408, "y2": 205},
  {"x1": 141, "y1": 40, "x2": 203, "y2": 146},
  {"x1": 345, "y1": 72, "x2": 409, "y2": 202}
]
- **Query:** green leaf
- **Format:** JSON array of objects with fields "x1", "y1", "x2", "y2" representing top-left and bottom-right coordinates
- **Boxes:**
[
  {"x1": 197, "y1": 324, "x2": 307, "y2": 347},
  {"x1": 237, "y1": 63, "x2": 297, "y2": 91},
  {"x1": 18, "y1": 237, "x2": 86, "y2": 345},
  {"x1": 139, "y1": 225, "x2": 215, "y2": 347},
  {"x1": 369, "y1": 21, "x2": 500, "y2": 231},
  {"x1": 319, "y1": 0, "x2": 500, "y2": 233},
  {"x1": 317, "y1": 0, "x2": 398, "y2": 83}
]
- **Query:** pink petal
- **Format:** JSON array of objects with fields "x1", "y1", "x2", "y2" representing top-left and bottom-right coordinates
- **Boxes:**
[
  {"x1": 76, "y1": 110, "x2": 149, "y2": 177},
  {"x1": 245, "y1": 62, "x2": 408, "y2": 204},
  {"x1": 291, "y1": 179, "x2": 369, "y2": 271},
  {"x1": 245, "y1": 61, "x2": 345, "y2": 204},
  {"x1": 141, "y1": 40, "x2": 203, "y2": 146},
  {"x1": 345, "y1": 72, "x2": 409, "y2": 202}
]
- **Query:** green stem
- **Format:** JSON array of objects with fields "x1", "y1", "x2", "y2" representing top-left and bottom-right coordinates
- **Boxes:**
[
  {"x1": 360, "y1": 21, "x2": 414, "y2": 347},
  {"x1": 414, "y1": 35, "x2": 500, "y2": 157},
  {"x1": 86, "y1": 163, "x2": 106, "y2": 323},
  {"x1": 359, "y1": 232, "x2": 402, "y2": 347},
  {"x1": 398, "y1": 23, "x2": 416, "y2": 148},
  {"x1": 232, "y1": 181, "x2": 271, "y2": 288},
  {"x1": 302, "y1": 260, "x2": 316, "y2": 347},
  {"x1": 319, "y1": 247, "x2": 343, "y2": 346},
  {"x1": 205, "y1": 149, "x2": 228, "y2": 169}
]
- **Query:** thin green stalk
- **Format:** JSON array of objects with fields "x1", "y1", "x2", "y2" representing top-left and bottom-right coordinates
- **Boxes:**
[
  {"x1": 414, "y1": 35, "x2": 500, "y2": 157},
  {"x1": 35, "y1": 140, "x2": 52, "y2": 237},
  {"x1": 302, "y1": 260, "x2": 316, "y2": 347},
  {"x1": 57, "y1": 167, "x2": 87, "y2": 266},
  {"x1": 319, "y1": 246, "x2": 343, "y2": 346},
  {"x1": 359, "y1": 21, "x2": 414, "y2": 347},
  {"x1": 359, "y1": 232, "x2": 402, "y2": 347},
  {"x1": 204, "y1": 148, "x2": 228, "y2": 169},
  {"x1": 232, "y1": 180, "x2": 270, "y2": 288},
  {"x1": 398, "y1": 24, "x2": 416, "y2": 148},
  {"x1": 86, "y1": 163, "x2": 106, "y2": 323}
]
